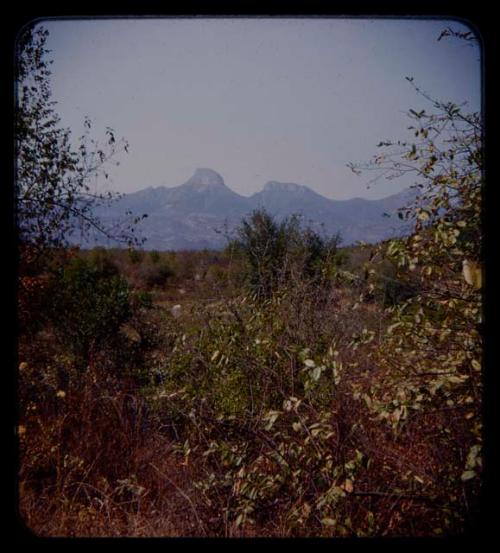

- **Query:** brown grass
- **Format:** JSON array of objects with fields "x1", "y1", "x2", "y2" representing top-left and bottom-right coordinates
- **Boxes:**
[{"x1": 17, "y1": 247, "x2": 481, "y2": 537}]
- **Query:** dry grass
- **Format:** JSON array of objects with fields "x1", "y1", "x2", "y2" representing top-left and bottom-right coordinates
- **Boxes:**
[{"x1": 17, "y1": 247, "x2": 481, "y2": 537}]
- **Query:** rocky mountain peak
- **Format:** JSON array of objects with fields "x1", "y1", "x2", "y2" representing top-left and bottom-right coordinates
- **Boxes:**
[
  {"x1": 183, "y1": 168, "x2": 226, "y2": 190},
  {"x1": 263, "y1": 181, "x2": 304, "y2": 193}
]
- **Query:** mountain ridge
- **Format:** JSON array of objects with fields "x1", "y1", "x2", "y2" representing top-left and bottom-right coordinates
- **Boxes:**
[{"x1": 84, "y1": 168, "x2": 417, "y2": 250}]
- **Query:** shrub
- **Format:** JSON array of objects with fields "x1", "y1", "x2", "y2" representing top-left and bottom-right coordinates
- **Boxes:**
[
  {"x1": 46, "y1": 257, "x2": 132, "y2": 367},
  {"x1": 231, "y1": 209, "x2": 340, "y2": 299},
  {"x1": 143, "y1": 287, "x2": 369, "y2": 535},
  {"x1": 89, "y1": 247, "x2": 120, "y2": 277},
  {"x1": 138, "y1": 262, "x2": 175, "y2": 289},
  {"x1": 149, "y1": 250, "x2": 160, "y2": 264},
  {"x1": 349, "y1": 57, "x2": 482, "y2": 530},
  {"x1": 128, "y1": 248, "x2": 143, "y2": 265},
  {"x1": 371, "y1": 258, "x2": 417, "y2": 307}
]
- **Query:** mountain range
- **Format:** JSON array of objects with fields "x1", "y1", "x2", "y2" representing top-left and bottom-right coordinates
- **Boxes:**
[{"x1": 84, "y1": 168, "x2": 417, "y2": 250}]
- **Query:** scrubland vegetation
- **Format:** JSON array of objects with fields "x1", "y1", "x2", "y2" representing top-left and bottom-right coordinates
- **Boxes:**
[
  {"x1": 16, "y1": 25, "x2": 483, "y2": 537},
  {"x1": 18, "y1": 203, "x2": 482, "y2": 536}
]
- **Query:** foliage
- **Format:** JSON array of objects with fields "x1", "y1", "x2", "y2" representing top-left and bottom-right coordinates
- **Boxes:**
[
  {"x1": 15, "y1": 25, "x2": 145, "y2": 254},
  {"x1": 143, "y1": 286, "x2": 362, "y2": 534},
  {"x1": 128, "y1": 248, "x2": 143, "y2": 265},
  {"x1": 46, "y1": 257, "x2": 132, "y2": 366},
  {"x1": 348, "y1": 62, "x2": 483, "y2": 518},
  {"x1": 138, "y1": 261, "x2": 175, "y2": 288},
  {"x1": 19, "y1": 239, "x2": 481, "y2": 536},
  {"x1": 89, "y1": 246, "x2": 120, "y2": 277},
  {"x1": 149, "y1": 250, "x2": 160, "y2": 263},
  {"x1": 17, "y1": 27, "x2": 483, "y2": 538},
  {"x1": 16, "y1": 24, "x2": 147, "y2": 347},
  {"x1": 370, "y1": 255, "x2": 418, "y2": 307},
  {"x1": 230, "y1": 208, "x2": 340, "y2": 298}
]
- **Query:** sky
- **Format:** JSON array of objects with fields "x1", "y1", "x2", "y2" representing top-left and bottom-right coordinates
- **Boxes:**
[{"x1": 35, "y1": 17, "x2": 481, "y2": 200}]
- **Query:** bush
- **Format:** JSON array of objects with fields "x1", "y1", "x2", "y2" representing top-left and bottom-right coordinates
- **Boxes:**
[
  {"x1": 371, "y1": 258, "x2": 417, "y2": 307},
  {"x1": 89, "y1": 247, "x2": 120, "y2": 277},
  {"x1": 149, "y1": 250, "x2": 160, "y2": 264},
  {"x1": 46, "y1": 257, "x2": 132, "y2": 367},
  {"x1": 143, "y1": 286, "x2": 370, "y2": 535},
  {"x1": 349, "y1": 54, "x2": 482, "y2": 531},
  {"x1": 138, "y1": 262, "x2": 175, "y2": 289},
  {"x1": 128, "y1": 248, "x2": 143, "y2": 265},
  {"x1": 230, "y1": 209, "x2": 340, "y2": 299}
]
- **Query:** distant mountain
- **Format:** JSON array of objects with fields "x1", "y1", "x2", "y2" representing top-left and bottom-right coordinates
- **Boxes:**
[{"x1": 79, "y1": 168, "x2": 417, "y2": 250}]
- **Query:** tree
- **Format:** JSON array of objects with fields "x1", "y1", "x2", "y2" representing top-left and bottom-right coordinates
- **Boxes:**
[
  {"x1": 15, "y1": 24, "x2": 145, "y2": 255},
  {"x1": 349, "y1": 29, "x2": 482, "y2": 524},
  {"x1": 231, "y1": 208, "x2": 340, "y2": 298},
  {"x1": 15, "y1": 24, "x2": 147, "y2": 331}
]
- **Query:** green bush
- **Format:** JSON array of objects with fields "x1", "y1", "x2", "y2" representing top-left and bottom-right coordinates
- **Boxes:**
[
  {"x1": 128, "y1": 248, "x2": 143, "y2": 265},
  {"x1": 149, "y1": 250, "x2": 160, "y2": 264},
  {"x1": 138, "y1": 262, "x2": 175, "y2": 288},
  {"x1": 230, "y1": 209, "x2": 340, "y2": 299},
  {"x1": 47, "y1": 257, "x2": 132, "y2": 367},
  {"x1": 381, "y1": 276, "x2": 416, "y2": 307},
  {"x1": 89, "y1": 246, "x2": 120, "y2": 277},
  {"x1": 144, "y1": 289, "x2": 354, "y2": 533},
  {"x1": 372, "y1": 259, "x2": 417, "y2": 307}
]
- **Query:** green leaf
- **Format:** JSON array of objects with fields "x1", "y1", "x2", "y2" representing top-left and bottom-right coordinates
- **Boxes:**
[
  {"x1": 311, "y1": 366, "x2": 323, "y2": 381},
  {"x1": 235, "y1": 513, "x2": 244, "y2": 527},
  {"x1": 460, "y1": 470, "x2": 476, "y2": 482},
  {"x1": 264, "y1": 410, "x2": 281, "y2": 431},
  {"x1": 321, "y1": 518, "x2": 337, "y2": 526},
  {"x1": 466, "y1": 444, "x2": 482, "y2": 470}
]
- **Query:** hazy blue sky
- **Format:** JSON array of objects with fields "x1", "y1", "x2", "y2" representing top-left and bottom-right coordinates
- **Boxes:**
[{"x1": 37, "y1": 17, "x2": 480, "y2": 200}]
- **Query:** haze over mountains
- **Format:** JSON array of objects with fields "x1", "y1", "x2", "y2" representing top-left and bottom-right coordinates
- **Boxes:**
[{"x1": 87, "y1": 168, "x2": 416, "y2": 250}]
